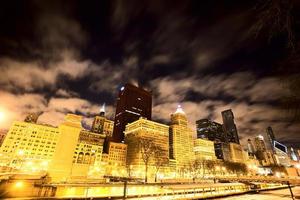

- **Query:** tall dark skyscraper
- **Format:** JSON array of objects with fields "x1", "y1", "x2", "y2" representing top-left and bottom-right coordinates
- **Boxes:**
[
  {"x1": 24, "y1": 112, "x2": 43, "y2": 123},
  {"x1": 112, "y1": 84, "x2": 152, "y2": 142},
  {"x1": 221, "y1": 109, "x2": 240, "y2": 144},
  {"x1": 196, "y1": 119, "x2": 225, "y2": 142},
  {"x1": 266, "y1": 126, "x2": 275, "y2": 150}
]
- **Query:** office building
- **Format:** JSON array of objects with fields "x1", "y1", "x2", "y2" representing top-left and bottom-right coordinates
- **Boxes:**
[
  {"x1": 221, "y1": 109, "x2": 239, "y2": 144},
  {"x1": 254, "y1": 135, "x2": 267, "y2": 160},
  {"x1": 196, "y1": 119, "x2": 225, "y2": 142},
  {"x1": 101, "y1": 142, "x2": 127, "y2": 176},
  {"x1": 0, "y1": 113, "x2": 107, "y2": 181},
  {"x1": 247, "y1": 139, "x2": 255, "y2": 155},
  {"x1": 214, "y1": 142, "x2": 231, "y2": 161},
  {"x1": 72, "y1": 130, "x2": 106, "y2": 178},
  {"x1": 194, "y1": 138, "x2": 217, "y2": 160},
  {"x1": 0, "y1": 121, "x2": 60, "y2": 170},
  {"x1": 113, "y1": 84, "x2": 152, "y2": 142},
  {"x1": 169, "y1": 105, "x2": 195, "y2": 167},
  {"x1": 91, "y1": 104, "x2": 114, "y2": 137},
  {"x1": 261, "y1": 150, "x2": 276, "y2": 166},
  {"x1": 24, "y1": 112, "x2": 43, "y2": 123},
  {"x1": 229, "y1": 143, "x2": 244, "y2": 163},
  {"x1": 290, "y1": 147, "x2": 298, "y2": 161},
  {"x1": 266, "y1": 126, "x2": 275, "y2": 150},
  {"x1": 273, "y1": 141, "x2": 290, "y2": 166},
  {"x1": 124, "y1": 117, "x2": 169, "y2": 176},
  {"x1": 73, "y1": 130, "x2": 105, "y2": 165}
]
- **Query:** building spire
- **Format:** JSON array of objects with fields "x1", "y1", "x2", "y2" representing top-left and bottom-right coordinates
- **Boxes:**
[
  {"x1": 175, "y1": 104, "x2": 185, "y2": 114},
  {"x1": 100, "y1": 103, "x2": 105, "y2": 116}
]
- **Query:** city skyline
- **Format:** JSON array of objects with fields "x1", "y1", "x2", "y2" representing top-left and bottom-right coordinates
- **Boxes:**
[{"x1": 0, "y1": 0, "x2": 300, "y2": 150}]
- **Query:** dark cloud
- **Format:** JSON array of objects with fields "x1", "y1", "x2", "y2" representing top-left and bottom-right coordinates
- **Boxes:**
[{"x1": 0, "y1": 0, "x2": 299, "y2": 148}]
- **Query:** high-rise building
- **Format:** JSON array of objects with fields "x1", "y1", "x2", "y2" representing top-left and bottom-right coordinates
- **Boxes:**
[
  {"x1": 169, "y1": 105, "x2": 195, "y2": 167},
  {"x1": 254, "y1": 135, "x2": 267, "y2": 152},
  {"x1": 24, "y1": 112, "x2": 43, "y2": 123},
  {"x1": 221, "y1": 109, "x2": 239, "y2": 144},
  {"x1": 124, "y1": 117, "x2": 169, "y2": 178},
  {"x1": 254, "y1": 135, "x2": 267, "y2": 161},
  {"x1": 0, "y1": 121, "x2": 60, "y2": 170},
  {"x1": 113, "y1": 84, "x2": 152, "y2": 142},
  {"x1": 72, "y1": 129, "x2": 106, "y2": 178},
  {"x1": 194, "y1": 138, "x2": 217, "y2": 160},
  {"x1": 261, "y1": 150, "x2": 276, "y2": 166},
  {"x1": 196, "y1": 119, "x2": 225, "y2": 142},
  {"x1": 91, "y1": 104, "x2": 114, "y2": 137},
  {"x1": 229, "y1": 143, "x2": 244, "y2": 163},
  {"x1": 214, "y1": 142, "x2": 231, "y2": 161},
  {"x1": 290, "y1": 147, "x2": 298, "y2": 161},
  {"x1": 247, "y1": 139, "x2": 255, "y2": 155},
  {"x1": 273, "y1": 141, "x2": 290, "y2": 166},
  {"x1": 101, "y1": 142, "x2": 127, "y2": 177},
  {"x1": 0, "y1": 114, "x2": 106, "y2": 181},
  {"x1": 266, "y1": 126, "x2": 275, "y2": 150}
]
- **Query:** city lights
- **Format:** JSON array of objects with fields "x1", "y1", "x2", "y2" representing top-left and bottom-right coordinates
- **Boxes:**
[
  {"x1": 14, "y1": 181, "x2": 24, "y2": 188},
  {"x1": 0, "y1": 1, "x2": 300, "y2": 199},
  {"x1": 0, "y1": 83, "x2": 298, "y2": 200}
]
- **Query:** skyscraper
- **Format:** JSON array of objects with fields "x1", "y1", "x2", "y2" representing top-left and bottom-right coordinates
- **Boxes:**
[
  {"x1": 253, "y1": 135, "x2": 272, "y2": 165},
  {"x1": 91, "y1": 104, "x2": 114, "y2": 137},
  {"x1": 169, "y1": 105, "x2": 195, "y2": 168},
  {"x1": 24, "y1": 112, "x2": 43, "y2": 123},
  {"x1": 196, "y1": 119, "x2": 225, "y2": 142},
  {"x1": 113, "y1": 84, "x2": 152, "y2": 142},
  {"x1": 266, "y1": 126, "x2": 275, "y2": 150},
  {"x1": 221, "y1": 109, "x2": 239, "y2": 144},
  {"x1": 247, "y1": 139, "x2": 255, "y2": 155}
]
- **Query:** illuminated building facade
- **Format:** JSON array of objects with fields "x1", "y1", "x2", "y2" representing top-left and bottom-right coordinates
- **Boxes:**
[
  {"x1": 0, "y1": 121, "x2": 59, "y2": 170},
  {"x1": 290, "y1": 147, "x2": 298, "y2": 161},
  {"x1": 124, "y1": 118, "x2": 169, "y2": 169},
  {"x1": 73, "y1": 130, "x2": 105, "y2": 165},
  {"x1": 0, "y1": 114, "x2": 108, "y2": 181},
  {"x1": 222, "y1": 109, "x2": 239, "y2": 144},
  {"x1": 261, "y1": 150, "x2": 276, "y2": 166},
  {"x1": 101, "y1": 142, "x2": 127, "y2": 176},
  {"x1": 194, "y1": 138, "x2": 217, "y2": 160},
  {"x1": 247, "y1": 139, "x2": 255, "y2": 155},
  {"x1": 169, "y1": 105, "x2": 195, "y2": 167},
  {"x1": 214, "y1": 142, "x2": 231, "y2": 161},
  {"x1": 273, "y1": 141, "x2": 290, "y2": 166},
  {"x1": 71, "y1": 130, "x2": 106, "y2": 178},
  {"x1": 254, "y1": 135, "x2": 267, "y2": 161},
  {"x1": 91, "y1": 105, "x2": 114, "y2": 137},
  {"x1": 113, "y1": 84, "x2": 152, "y2": 142},
  {"x1": 196, "y1": 119, "x2": 225, "y2": 142},
  {"x1": 229, "y1": 143, "x2": 244, "y2": 163}
]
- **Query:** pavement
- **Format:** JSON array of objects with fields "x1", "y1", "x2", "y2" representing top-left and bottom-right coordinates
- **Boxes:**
[{"x1": 219, "y1": 186, "x2": 300, "y2": 200}]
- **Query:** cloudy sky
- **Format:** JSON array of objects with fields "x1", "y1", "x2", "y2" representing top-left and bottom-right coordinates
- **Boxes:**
[{"x1": 0, "y1": 0, "x2": 299, "y2": 148}]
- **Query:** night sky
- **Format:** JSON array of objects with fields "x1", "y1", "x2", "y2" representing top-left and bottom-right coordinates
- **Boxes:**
[{"x1": 0, "y1": 0, "x2": 299, "y2": 148}]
